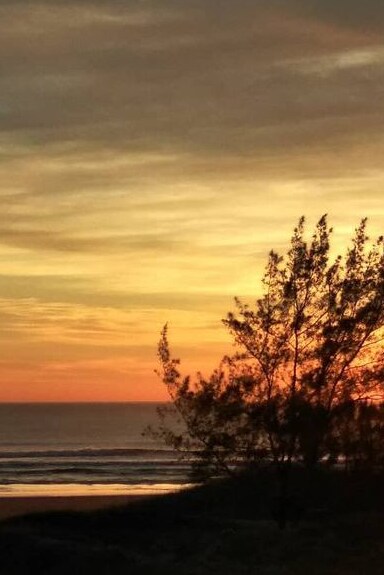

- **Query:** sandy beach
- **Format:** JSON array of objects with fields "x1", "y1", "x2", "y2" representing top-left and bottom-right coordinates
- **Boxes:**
[
  {"x1": 0, "y1": 474, "x2": 383, "y2": 575},
  {"x1": 0, "y1": 481, "x2": 186, "y2": 521},
  {"x1": 0, "y1": 494, "x2": 146, "y2": 521}
]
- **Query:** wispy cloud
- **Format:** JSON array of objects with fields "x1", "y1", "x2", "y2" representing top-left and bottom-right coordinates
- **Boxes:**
[
  {"x1": 283, "y1": 46, "x2": 384, "y2": 76},
  {"x1": 0, "y1": 0, "x2": 383, "y2": 399}
]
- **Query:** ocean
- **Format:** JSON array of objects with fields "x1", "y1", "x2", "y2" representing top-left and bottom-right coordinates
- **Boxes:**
[{"x1": 0, "y1": 403, "x2": 191, "y2": 497}]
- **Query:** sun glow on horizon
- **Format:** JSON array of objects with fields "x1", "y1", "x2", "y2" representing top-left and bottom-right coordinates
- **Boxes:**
[{"x1": 0, "y1": 1, "x2": 383, "y2": 401}]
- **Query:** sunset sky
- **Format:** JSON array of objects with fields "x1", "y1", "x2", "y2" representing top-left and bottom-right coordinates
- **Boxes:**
[{"x1": 0, "y1": 0, "x2": 383, "y2": 401}]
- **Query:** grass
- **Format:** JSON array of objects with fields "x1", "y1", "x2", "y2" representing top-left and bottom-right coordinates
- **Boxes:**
[{"x1": 0, "y1": 469, "x2": 383, "y2": 574}]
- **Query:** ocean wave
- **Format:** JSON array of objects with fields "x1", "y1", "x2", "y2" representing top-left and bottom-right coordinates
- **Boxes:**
[
  {"x1": 0, "y1": 447, "x2": 178, "y2": 459},
  {"x1": 0, "y1": 453, "x2": 192, "y2": 486}
]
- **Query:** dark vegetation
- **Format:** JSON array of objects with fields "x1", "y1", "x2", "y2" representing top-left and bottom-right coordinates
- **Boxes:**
[
  {"x1": 0, "y1": 470, "x2": 384, "y2": 574},
  {"x1": 153, "y1": 216, "x2": 384, "y2": 527}
]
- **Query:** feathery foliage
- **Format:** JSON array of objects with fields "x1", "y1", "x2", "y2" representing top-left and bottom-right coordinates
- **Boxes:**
[{"x1": 153, "y1": 216, "x2": 384, "y2": 483}]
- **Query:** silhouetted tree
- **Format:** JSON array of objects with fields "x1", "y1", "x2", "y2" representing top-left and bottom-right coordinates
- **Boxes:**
[
  {"x1": 329, "y1": 400, "x2": 384, "y2": 471},
  {"x1": 154, "y1": 216, "x2": 384, "y2": 526}
]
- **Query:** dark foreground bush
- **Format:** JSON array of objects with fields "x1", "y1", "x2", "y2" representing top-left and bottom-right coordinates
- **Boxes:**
[{"x1": 0, "y1": 469, "x2": 383, "y2": 575}]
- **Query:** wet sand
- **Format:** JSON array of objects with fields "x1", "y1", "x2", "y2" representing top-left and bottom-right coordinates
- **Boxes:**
[{"x1": 0, "y1": 494, "x2": 145, "y2": 521}]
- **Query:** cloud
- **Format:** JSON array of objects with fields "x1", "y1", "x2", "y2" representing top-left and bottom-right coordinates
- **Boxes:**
[
  {"x1": 1, "y1": 0, "x2": 383, "y2": 158},
  {"x1": 0, "y1": 1, "x2": 383, "y2": 399},
  {"x1": 0, "y1": 225, "x2": 191, "y2": 254},
  {"x1": 290, "y1": 0, "x2": 384, "y2": 33},
  {"x1": 282, "y1": 46, "x2": 384, "y2": 76},
  {"x1": 1, "y1": 0, "x2": 383, "y2": 209}
]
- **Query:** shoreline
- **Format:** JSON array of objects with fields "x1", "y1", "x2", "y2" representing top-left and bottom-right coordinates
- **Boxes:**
[
  {"x1": 0, "y1": 483, "x2": 187, "y2": 496},
  {"x1": 0, "y1": 483, "x2": 191, "y2": 521},
  {"x1": 0, "y1": 493, "x2": 151, "y2": 521}
]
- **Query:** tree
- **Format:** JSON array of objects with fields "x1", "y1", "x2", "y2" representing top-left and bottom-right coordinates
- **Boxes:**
[{"x1": 154, "y1": 216, "x2": 384, "y2": 524}]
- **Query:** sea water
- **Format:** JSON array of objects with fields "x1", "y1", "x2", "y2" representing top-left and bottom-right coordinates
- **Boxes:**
[{"x1": 0, "y1": 403, "x2": 191, "y2": 496}]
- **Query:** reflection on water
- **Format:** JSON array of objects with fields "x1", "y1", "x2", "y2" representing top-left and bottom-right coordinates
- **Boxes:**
[{"x1": 0, "y1": 403, "x2": 190, "y2": 493}]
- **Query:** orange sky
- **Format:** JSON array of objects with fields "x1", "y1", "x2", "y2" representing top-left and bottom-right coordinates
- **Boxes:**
[{"x1": 0, "y1": 1, "x2": 383, "y2": 401}]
